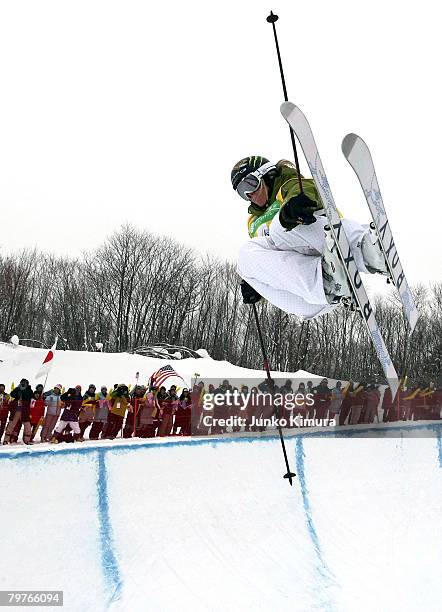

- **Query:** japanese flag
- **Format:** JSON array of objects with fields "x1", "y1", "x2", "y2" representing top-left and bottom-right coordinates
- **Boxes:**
[{"x1": 35, "y1": 338, "x2": 58, "y2": 379}]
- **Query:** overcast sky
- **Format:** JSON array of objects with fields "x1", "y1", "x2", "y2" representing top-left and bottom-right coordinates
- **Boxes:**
[{"x1": 0, "y1": 0, "x2": 441, "y2": 289}]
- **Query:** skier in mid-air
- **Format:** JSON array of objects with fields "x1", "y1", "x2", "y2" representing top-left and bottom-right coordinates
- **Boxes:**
[{"x1": 232, "y1": 156, "x2": 388, "y2": 319}]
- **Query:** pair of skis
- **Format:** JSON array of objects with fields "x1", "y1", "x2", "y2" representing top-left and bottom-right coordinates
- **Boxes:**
[{"x1": 281, "y1": 102, "x2": 418, "y2": 398}]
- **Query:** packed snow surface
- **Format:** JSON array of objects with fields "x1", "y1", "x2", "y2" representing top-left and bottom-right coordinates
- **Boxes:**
[
  {"x1": 1, "y1": 342, "x2": 441, "y2": 611},
  {"x1": 0, "y1": 427, "x2": 441, "y2": 611}
]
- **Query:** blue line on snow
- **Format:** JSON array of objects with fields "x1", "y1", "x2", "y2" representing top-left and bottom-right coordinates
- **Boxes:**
[
  {"x1": 295, "y1": 437, "x2": 337, "y2": 610},
  {"x1": 96, "y1": 450, "x2": 123, "y2": 606}
]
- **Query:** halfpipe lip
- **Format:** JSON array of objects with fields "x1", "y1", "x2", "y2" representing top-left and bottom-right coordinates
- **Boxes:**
[{"x1": 0, "y1": 420, "x2": 441, "y2": 460}]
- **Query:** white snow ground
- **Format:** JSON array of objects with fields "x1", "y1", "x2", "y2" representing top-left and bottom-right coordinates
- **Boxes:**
[
  {"x1": 0, "y1": 428, "x2": 441, "y2": 611},
  {"x1": 0, "y1": 342, "x2": 441, "y2": 611},
  {"x1": 0, "y1": 341, "x2": 321, "y2": 391}
]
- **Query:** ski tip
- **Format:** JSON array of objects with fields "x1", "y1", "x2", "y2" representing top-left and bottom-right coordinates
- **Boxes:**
[
  {"x1": 280, "y1": 101, "x2": 296, "y2": 119},
  {"x1": 341, "y1": 133, "x2": 358, "y2": 158}
]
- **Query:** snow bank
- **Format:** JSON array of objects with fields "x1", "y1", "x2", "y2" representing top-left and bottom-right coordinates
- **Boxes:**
[{"x1": 0, "y1": 342, "x2": 322, "y2": 391}]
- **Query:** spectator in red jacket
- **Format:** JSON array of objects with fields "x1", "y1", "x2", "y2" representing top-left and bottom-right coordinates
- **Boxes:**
[
  {"x1": 173, "y1": 389, "x2": 192, "y2": 435},
  {"x1": 156, "y1": 387, "x2": 169, "y2": 436},
  {"x1": 158, "y1": 386, "x2": 179, "y2": 437},
  {"x1": 137, "y1": 387, "x2": 159, "y2": 438},
  {"x1": 349, "y1": 383, "x2": 367, "y2": 425},
  {"x1": 382, "y1": 386, "x2": 395, "y2": 422},
  {"x1": 362, "y1": 384, "x2": 381, "y2": 423},
  {"x1": 30, "y1": 390, "x2": 46, "y2": 441}
]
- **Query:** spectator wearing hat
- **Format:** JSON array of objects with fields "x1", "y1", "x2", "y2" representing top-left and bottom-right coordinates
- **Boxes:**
[
  {"x1": 3, "y1": 378, "x2": 33, "y2": 444},
  {"x1": 104, "y1": 384, "x2": 131, "y2": 439},
  {"x1": 158, "y1": 385, "x2": 179, "y2": 437},
  {"x1": 339, "y1": 381, "x2": 355, "y2": 425},
  {"x1": 306, "y1": 381, "x2": 316, "y2": 419},
  {"x1": 173, "y1": 389, "x2": 192, "y2": 435},
  {"x1": 329, "y1": 381, "x2": 343, "y2": 422},
  {"x1": 79, "y1": 384, "x2": 98, "y2": 440},
  {"x1": 362, "y1": 383, "x2": 381, "y2": 423},
  {"x1": 292, "y1": 382, "x2": 307, "y2": 426},
  {"x1": 0, "y1": 384, "x2": 10, "y2": 442},
  {"x1": 41, "y1": 384, "x2": 63, "y2": 442},
  {"x1": 170, "y1": 385, "x2": 180, "y2": 411},
  {"x1": 229, "y1": 385, "x2": 247, "y2": 433},
  {"x1": 30, "y1": 389, "x2": 46, "y2": 441},
  {"x1": 90, "y1": 386, "x2": 110, "y2": 440},
  {"x1": 210, "y1": 381, "x2": 230, "y2": 435},
  {"x1": 313, "y1": 379, "x2": 332, "y2": 420},
  {"x1": 157, "y1": 387, "x2": 171, "y2": 437},
  {"x1": 349, "y1": 383, "x2": 366, "y2": 425},
  {"x1": 51, "y1": 387, "x2": 83, "y2": 443},
  {"x1": 280, "y1": 381, "x2": 294, "y2": 428},
  {"x1": 138, "y1": 387, "x2": 160, "y2": 438},
  {"x1": 400, "y1": 384, "x2": 420, "y2": 420},
  {"x1": 381, "y1": 385, "x2": 395, "y2": 422},
  {"x1": 190, "y1": 381, "x2": 205, "y2": 433},
  {"x1": 124, "y1": 385, "x2": 146, "y2": 438},
  {"x1": 244, "y1": 386, "x2": 258, "y2": 432}
]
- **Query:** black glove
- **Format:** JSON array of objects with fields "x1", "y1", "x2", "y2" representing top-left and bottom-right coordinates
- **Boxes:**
[
  {"x1": 279, "y1": 192, "x2": 317, "y2": 229},
  {"x1": 240, "y1": 280, "x2": 262, "y2": 305}
]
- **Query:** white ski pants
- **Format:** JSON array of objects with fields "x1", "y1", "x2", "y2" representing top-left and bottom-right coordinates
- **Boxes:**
[
  {"x1": 54, "y1": 420, "x2": 81, "y2": 434},
  {"x1": 237, "y1": 214, "x2": 369, "y2": 320}
]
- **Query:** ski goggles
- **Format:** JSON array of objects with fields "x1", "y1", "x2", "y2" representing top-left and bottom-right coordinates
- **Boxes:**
[{"x1": 236, "y1": 162, "x2": 276, "y2": 201}]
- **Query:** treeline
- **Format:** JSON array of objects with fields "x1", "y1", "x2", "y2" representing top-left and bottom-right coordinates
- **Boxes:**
[{"x1": 0, "y1": 224, "x2": 440, "y2": 384}]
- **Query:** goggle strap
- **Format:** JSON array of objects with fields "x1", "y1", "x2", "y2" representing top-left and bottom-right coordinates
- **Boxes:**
[{"x1": 252, "y1": 161, "x2": 276, "y2": 180}]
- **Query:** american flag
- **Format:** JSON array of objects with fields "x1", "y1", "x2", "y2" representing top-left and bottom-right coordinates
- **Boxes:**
[{"x1": 149, "y1": 365, "x2": 184, "y2": 389}]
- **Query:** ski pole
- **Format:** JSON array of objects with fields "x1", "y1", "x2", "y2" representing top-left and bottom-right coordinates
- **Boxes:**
[
  {"x1": 266, "y1": 11, "x2": 303, "y2": 194},
  {"x1": 252, "y1": 303, "x2": 296, "y2": 485}
]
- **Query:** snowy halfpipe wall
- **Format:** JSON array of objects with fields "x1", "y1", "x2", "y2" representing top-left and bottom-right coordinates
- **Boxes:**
[{"x1": 1, "y1": 425, "x2": 441, "y2": 612}]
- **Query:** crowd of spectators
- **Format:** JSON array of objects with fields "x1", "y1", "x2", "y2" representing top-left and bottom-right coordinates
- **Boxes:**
[
  {"x1": 0, "y1": 377, "x2": 440, "y2": 445},
  {"x1": 0, "y1": 380, "x2": 191, "y2": 445},
  {"x1": 191, "y1": 378, "x2": 442, "y2": 433}
]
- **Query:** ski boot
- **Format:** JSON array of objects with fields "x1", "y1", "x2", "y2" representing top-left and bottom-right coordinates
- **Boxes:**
[
  {"x1": 361, "y1": 223, "x2": 389, "y2": 277},
  {"x1": 322, "y1": 225, "x2": 354, "y2": 306}
]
